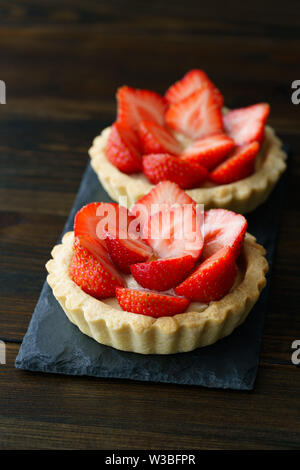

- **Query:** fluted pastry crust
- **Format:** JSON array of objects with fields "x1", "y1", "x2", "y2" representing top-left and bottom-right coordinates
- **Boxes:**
[{"x1": 46, "y1": 231, "x2": 268, "y2": 354}]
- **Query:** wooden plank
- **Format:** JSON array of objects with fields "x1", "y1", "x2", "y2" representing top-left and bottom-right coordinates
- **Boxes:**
[
  {"x1": 0, "y1": 343, "x2": 299, "y2": 449},
  {"x1": 0, "y1": 29, "x2": 299, "y2": 128},
  {"x1": 1, "y1": 0, "x2": 300, "y2": 31}
]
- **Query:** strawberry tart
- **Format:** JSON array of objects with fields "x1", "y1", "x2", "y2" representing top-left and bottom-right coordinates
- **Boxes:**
[
  {"x1": 89, "y1": 69, "x2": 287, "y2": 213},
  {"x1": 46, "y1": 181, "x2": 268, "y2": 354}
]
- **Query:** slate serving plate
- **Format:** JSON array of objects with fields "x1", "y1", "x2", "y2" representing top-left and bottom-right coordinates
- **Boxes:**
[{"x1": 15, "y1": 151, "x2": 287, "y2": 390}]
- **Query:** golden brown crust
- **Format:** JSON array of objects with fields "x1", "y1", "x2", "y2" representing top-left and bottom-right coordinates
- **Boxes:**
[
  {"x1": 46, "y1": 231, "x2": 268, "y2": 354},
  {"x1": 89, "y1": 125, "x2": 287, "y2": 213}
]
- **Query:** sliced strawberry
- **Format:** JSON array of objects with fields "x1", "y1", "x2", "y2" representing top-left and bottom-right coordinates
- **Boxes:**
[
  {"x1": 106, "y1": 122, "x2": 142, "y2": 174},
  {"x1": 166, "y1": 86, "x2": 223, "y2": 140},
  {"x1": 74, "y1": 202, "x2": 132, "y2": 242},
  {"x1": 209, "y1": 141, "x2": 260, "y2": 185},
  {"x1": 142, "y1": 153, "x2": 208, "y2": 189},
  {"x1": 74, "y1": 201, "x2": 149, "y2": 271},
  {"x1": 105, "y1": 232, "x2": 153, "y2": 274},
  {"x1": 165, "y1": 69, "x2": 224, "y2": 107},
  {"x1": 143, "y1": 204, "x2": 203, "y2": 260},
  {"x1": 223, "y1": 103, "x2": 270, "y2": 146},
  {"x1": 89, "y1": 203, "x2": 152, "y2": 273},
  {"x1": 70, "y1": 237, "x2": 125, "y2": 300},
  {"x1": 130, "y1": 255, "x2": 196, "y2": 291},
  {"x1": 76, "y1": 233, "x2": 109, "y2": 261},
  {"x1": 175, "y1": 246, "x2": 237, "y2": 302},
  {"x1": 131, "y1": 180, "x2": 196, "y2": 231},
  {"x1": 202, "y1": 208, "x2": 247, "y2": 260},
  {"x1": 138, "y1": 120, "x2": 182, "y2": 155},
  {"x1": 75, "y1": 202, "x2": 115, "y2": 241},
  {"x1": 180, "y1": 133, "x2": 235, "y2": 170},
  {"x1": 116, "y1": 86, "x2": 167, "y2": 132},
  {"x1": 116, "y1": 287, "x2": 189, "y2": 317}
]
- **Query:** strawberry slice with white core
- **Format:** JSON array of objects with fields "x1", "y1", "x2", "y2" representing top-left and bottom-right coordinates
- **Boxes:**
[
  {"x1": 209, "y1": 141, "x2": 260, "y2": 185},
  {"x1": 166, "y1": 86, "x2": 224, "y2": 140},
  {"x1": 223, "y1": 103, "x2": 270, "y2": 146},
  {"x1": 70, "y1": 236, "x2": 125, "y2": 299},
  {"x1": 165, "y1": 69, "x2": 224, "y2": 108},
  {"x1": 142, "y1": 153, "x2": 208, "y2": 189},
  {"x1": 116, "y1": 86, "x2": 167, "y2": 132},
  {"x1": 175, "y1": 246, "x2": 237, "y2": 303},
  {"x1": 143, "y1": 204, "x2": 203, "y2": 260},
  {"x1": 105, "y1": 232, "x2": 153, "y2": 274},
  {"x1": 74, "y1": 201, "x2": 151, "y2": 273},
  {"x1": 180, "y1": 133, "x2": 235, "y2": 170},
  {"x1": 138, "y1": 120, "x2": 182, "y2": 155},
  {"x1": 106, "y1": 122, "x2": 142, "y2": 174},
  {"x1": 131, "y1": 180, "x2": 196, "y2": 231},
  {"x1": 95, "y1": 204, "x2": 152, "y2": 273},
  {"x1": 116, "y1": 287, "x2": 190, "y2": 318},
  {"x1": 201, "y1": 208, "x2": 247, "y2": 260},
  {"x1": 130, "y1": 255, "x2": 196, "y2": 291}
]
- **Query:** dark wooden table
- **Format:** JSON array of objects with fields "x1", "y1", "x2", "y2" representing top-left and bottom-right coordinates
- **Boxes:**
[{"x1": 1, "y1": 1, "x2": 300, "y2": 450}]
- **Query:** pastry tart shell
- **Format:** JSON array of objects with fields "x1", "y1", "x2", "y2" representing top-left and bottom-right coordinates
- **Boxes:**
[
  {"x1": 89, "y1": 125, "x2": 287, "y2": 214},
  {"x1": 46, "y1": 231, "x2": 268, "y2": 354}
]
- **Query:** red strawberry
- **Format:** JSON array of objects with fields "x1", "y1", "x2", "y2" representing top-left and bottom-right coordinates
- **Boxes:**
[
  {"x1": 201, "y1": 208, "x2": 247, "y2": 260},
  {"x1": 138, "y1": 120, "x2": 182, "y2": 155},
  {"x1": 106, "y1": 122, "x2": 142, "y2": 174},
  {"x1": 209, "y1": 141, "x2": 260, "y2": 185},
  {"x1": 131, "y1": 180, "x2": 196, "y2": 231},
  {"x1": 223, "y1": 103, "x2": 270, "y2": 146},
  {"x1": 116, "y1": 287, "x2": 189, "y2": 317},
  {"x1": 165, "y1": 69, "x2": 224, "y2": 107},
  {"x1": 74, "y1": 202, "x2": 132, "y2": 243},
  {"x1": 76, "y1": 233, "x2": 108, "y2": 260},
  {"x1": 175, "y1": 246, "x2": 237, "y2": 302},
  {"x1": 74, "y1": 201, "x2": 150, "y2": 273},
  {"x1": 116, "y1": 86, "x2": 167, "y2": 132},
  {"x1": 130, "y1": 255, "x2": 196, "y2": 291},
  {"x1": 75, "y1": 202, "x2": 115, "y2": 242},
  {"x1": 143, "y1": 204, "x2": 203, "y2": 260},
  {"x1": 105, "y1": 233, "x2": 153, "y2": 274},
  {"x1": 142, "y1": 153, "x2": 208, "y2": 189},
  {"x1": 165, "y1": 86, "x2": 223, "y2": 140},
  {"x1": 180, "y1": 133, "x2": 235, "y2": 170},
  {"x1": 70, "y1": 237, "x2": 125, "y2": 299}
]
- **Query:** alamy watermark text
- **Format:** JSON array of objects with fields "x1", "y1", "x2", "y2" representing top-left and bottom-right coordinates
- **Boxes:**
[{"x1": 0, "y1": 80, "x2": 6, "y2": 104}]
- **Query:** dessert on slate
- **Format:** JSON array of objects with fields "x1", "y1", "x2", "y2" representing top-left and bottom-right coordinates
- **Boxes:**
[
  {"x1": 46, "y1": 181, "x2": 268, "y2": 354},
  {"x1": 89, "y1": 69, "x2": 287, "y2": 213}
]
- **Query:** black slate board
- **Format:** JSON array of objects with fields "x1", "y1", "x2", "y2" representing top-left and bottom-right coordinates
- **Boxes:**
[{"x1": 15, "y1": 153, "x2": 287, "y2": 390}]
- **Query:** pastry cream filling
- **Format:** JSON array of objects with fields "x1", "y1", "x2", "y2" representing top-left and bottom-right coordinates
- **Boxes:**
[{"x1": 102, "y1": 265, "x2": 243, "y2": 314}]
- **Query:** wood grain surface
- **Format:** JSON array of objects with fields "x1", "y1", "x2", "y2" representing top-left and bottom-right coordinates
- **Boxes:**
[{"x1": 0, "y1": 0, "x2": 299, "y2": 449}]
